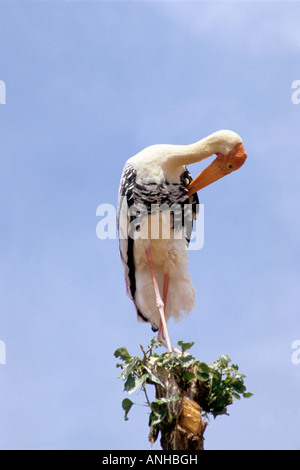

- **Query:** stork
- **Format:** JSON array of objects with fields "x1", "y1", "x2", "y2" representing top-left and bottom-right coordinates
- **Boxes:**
[{"x1": 117, "y1": 130, "x2": 247, "y2": 352}]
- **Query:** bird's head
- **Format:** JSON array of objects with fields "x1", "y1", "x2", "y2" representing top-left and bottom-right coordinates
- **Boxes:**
[{"x1": 186, "y1": 142, "x2": 247, "y2": 196}]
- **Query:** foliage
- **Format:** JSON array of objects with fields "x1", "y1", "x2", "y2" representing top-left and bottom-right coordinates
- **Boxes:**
[{"x1": 114, "y1": 338, "x2": 252, "y2": 440}]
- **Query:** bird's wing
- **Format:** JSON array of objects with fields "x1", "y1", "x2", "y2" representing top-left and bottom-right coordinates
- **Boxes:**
[{"x1": 117, "y1": 162, "x2": 138, "y2": 302}]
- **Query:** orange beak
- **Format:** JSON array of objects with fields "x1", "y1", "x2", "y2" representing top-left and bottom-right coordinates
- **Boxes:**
[{"x1": 186, "y1": 143, "x2": 247, "y2": 196}]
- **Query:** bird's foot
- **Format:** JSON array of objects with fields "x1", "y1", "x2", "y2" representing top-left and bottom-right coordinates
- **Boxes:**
[{"x1": 160, "y1": 339, "x2": 181, "y2": 355}]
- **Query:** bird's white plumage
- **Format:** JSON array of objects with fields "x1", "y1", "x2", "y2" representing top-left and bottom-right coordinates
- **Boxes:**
[
  {"x1": 117, "y1": 130, "x2": 243, "y2": 332},
  {"x1": 133, "y1": 213, "x2": 196, "y2": 330}
]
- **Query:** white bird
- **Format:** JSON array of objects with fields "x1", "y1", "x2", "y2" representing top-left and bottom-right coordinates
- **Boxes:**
[{"x1": 117, "y1": 130, "x2": 247, "y2": 352}]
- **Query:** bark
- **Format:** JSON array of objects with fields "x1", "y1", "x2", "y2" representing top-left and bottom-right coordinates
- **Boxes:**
[
  {"x1": 160, "y1": 396, "x2": 207, "y2": 450},
  {"x1": 148, "y1": 361, "x2": 209, "y2": 450}
]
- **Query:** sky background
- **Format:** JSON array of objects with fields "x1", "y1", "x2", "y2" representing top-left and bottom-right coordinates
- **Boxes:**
[{"x1": 0, "y1": 0, "x2": 299, "y2": 450}]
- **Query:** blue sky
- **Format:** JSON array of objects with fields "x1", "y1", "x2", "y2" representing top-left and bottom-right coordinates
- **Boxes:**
[{"x1": 0, "y1": 0, "x2": 299, "y2": 450}]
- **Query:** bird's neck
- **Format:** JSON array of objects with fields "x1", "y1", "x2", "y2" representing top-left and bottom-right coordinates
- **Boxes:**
[
  {"x1": 165, "y1": 130, "x2": 242, "y2": 168},
  {"x1": 178, "y1": 138, "x2": 216, "y2": 165}
]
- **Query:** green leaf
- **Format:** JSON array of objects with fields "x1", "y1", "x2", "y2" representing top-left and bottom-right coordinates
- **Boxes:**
[
  {"x1": 212, "y1": 407, "x2": 228, "y2": 418},
  {"x1": 114, "y1": 347, "x2": 131, "y2": 362},
  {"x1": 124, "y1": 373, "x2": 149, "y2": 394},
  {"x1": 231, "y1": 379, "x2": 246, "y2": 394},
  {"x1": 122, "y1": 398, "x2": 134, "y2": 421},
  {"x1": 220, "y1": 354, "x2": 231, "y2": 367},
  {"x1": 183, "y1": 370, "x2": 195, "y2": 382},
  {"x1": 198, "y1": 361, "x2": 211, "y2": 374},
  {"x1": 178, "y1": 354, "x2": 195, "y2": 368},
  {"x1": 124, "y1": 373, "x2": 136, "y2": 393},
  {"x1": 143, "y1": 366, "x2": 166, "y2": 389},
  {"x1": 197, "y1": 370, "x2": 210, "y2": 381},
  {"x1": 119, "y1": 358, "x2": 136, "y2": 381},
  {"x1": 243, "y1": 392, "x2": 253, "y2": 398},
  {"x1": 149, "y1": 407, "x2": 167, "y2": 426},
  {"x1": 148, "y1": 423, "x2": 159, "y2": 445},
  {"x1": 177, "y1": 341, "x2": 195, "y2": 354},
  {"x1": 155, "y1": 393, "x2": 179, "y2": 405}
]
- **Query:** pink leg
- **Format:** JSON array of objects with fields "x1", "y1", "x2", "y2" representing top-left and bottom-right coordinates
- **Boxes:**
[
  {"x1": 158, "y1": 273, "x2": 170, "y2": 342},
  {"x1": 163, "y1": 273, "x2": 170, "y2": 307},
  {"x1": 145, "y1": 247, "x2": 172, "y2": 352}
]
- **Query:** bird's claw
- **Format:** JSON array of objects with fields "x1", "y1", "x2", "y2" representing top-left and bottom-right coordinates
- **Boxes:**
[{"x1": 160, "y1": 340, "x2": 181, "y2": 355}]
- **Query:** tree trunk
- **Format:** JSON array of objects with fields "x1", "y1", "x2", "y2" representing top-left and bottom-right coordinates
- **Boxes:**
[
  {"x1": 148, "y1": 361, "x2": 208, "y2": 450},
  {"x1": 160, "y1": 396, "x2": 206, "y2": 450}
]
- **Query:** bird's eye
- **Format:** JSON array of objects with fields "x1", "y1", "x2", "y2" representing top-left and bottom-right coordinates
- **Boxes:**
[{"x1": 227, "y1": 163, "x2": 233, "y2": 170}]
